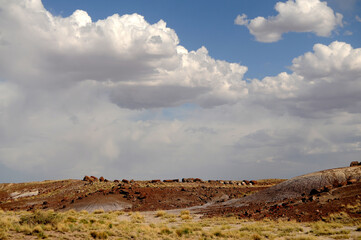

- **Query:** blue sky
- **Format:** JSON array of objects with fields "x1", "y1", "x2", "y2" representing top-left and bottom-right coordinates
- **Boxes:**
[
  {"x1": 1, "y1": 0, "x2": 361, "y2": 182},
  {"x1": 42, "y1": 0, "x2": 361, "y2": 79}
]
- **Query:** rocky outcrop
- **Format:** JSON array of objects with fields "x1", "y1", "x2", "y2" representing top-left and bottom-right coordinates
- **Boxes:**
[
  {"x1": 350, "y1": 161, "x2": 360, "y2": 167},
  {"x1": 90, "y1": 176, "x2": 99, "y2": 182},
  {"x1": 229, "y1": 166, "x2": 361, "y2": 205},
  {"x1": 163, "y1": 179, "x2": 179, "y2": 183},
  {"x1": 83, "y1": 176, "x2": 92, "y2": 182},
  {"x1": 151, "y1": 179, "x2": 161, "y2": 183}
]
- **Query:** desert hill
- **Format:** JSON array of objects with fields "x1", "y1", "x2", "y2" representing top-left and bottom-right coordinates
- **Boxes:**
[
  {"x1": 227, "y1": 165, "x2": 361, "y2": 204},
  {"x1": 201, "y1": 165, "x2": 361, "y2": 221},
  {"x1": 0, "y1": 178, "x2": 275, "y2": 213},
  {"x1": 1, "y1": 164, "x2": 360, "y2": 222}
]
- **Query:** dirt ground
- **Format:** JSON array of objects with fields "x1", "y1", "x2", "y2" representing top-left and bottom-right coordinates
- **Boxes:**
[
  {"x1": 1, "y1": 168, "x2": 360, "y2": 223},
  {"x1": 0, "y1": 179, "x2": 276, "y2": 213},
  {"x1": 200, "y1": 182, "x2": 361, "y2": 222}
]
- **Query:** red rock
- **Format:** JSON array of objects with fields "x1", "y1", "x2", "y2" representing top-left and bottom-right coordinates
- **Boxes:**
[
  {"x1": 350, "y1": 161, "x2": 360, "y2": 167},
  {"x1": 322, "y1": 185, "x2": 333, "y2": 192},
  {"x1": 163, "y1": 179, "x2": 179, "y2": 183},
  {"x1": 138, "y1": 193, "x2": 147, "y2": 199},
  {"x1": 347, "y1": 179, "x2": 357, "y2": 185},
  {"x1": 250, "y1": 180, "x2": 258, "y2": 185},
  {"x1": 90, "y1": 176, "x2": 99, "y2": 182},
  {"x1": 99, "y1": 176, "x2": 105, "y2": 182},
  {"x1": 83, "y1": 176, "x2": 92, "y2": 182},
  {"x1": 182, "y1": 178, "x2": 195, "y2": 183}
]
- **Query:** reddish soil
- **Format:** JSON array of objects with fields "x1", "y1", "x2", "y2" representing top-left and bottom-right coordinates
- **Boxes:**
[
  {"x1": 200, "y1": 180, "x2": 361, "y2": 222},
  {"x1": 1, "y1": 166, "x2": 360, "y2": 223},
  {"x1": 0, "y1": 179, "x2": 272, "y2": 212}
]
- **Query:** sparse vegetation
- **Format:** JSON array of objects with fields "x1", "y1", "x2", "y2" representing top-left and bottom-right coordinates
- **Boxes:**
[{"x1": 0, "y1": 209, "x2": 360, "y2": 239}]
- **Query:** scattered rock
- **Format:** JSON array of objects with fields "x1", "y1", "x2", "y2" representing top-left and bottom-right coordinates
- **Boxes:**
[
  {"x1": 83, "y1": 176, "x2": 92, "y2": 182},
  {"x1": 90, "y1": 176, "x2": 99, "y2": 182},
  {"x1": 243, "y1": 180, "x2": 250, "y2": 185},
  {"x1": 138, "y1": 193, "x2": 147, "y2": 199},
  {"x1": 350, "y1": 161, "x2": 360, "y2": 167},
  {"x1": 347, "y1": 179, "x2": 357, "y2": 185},
  {"x1": 182, "y1": 178, "x2": 195, "y2": 183},
  {"x1": 250, "y1": 180, "x2": 258, "y2": 185},
  {"x1": 163, "y1": 179, "x2": 179, "y2": 183}
]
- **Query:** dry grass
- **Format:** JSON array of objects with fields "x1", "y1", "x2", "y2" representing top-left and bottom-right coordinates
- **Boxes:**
[{"x1": 0, "y1": 209, "x2": 360, "y2": 239}]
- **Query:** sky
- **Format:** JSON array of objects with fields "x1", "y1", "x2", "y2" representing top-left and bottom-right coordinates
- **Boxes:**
[{"x1": 0, "y1": 0, "x2": 361, "y2": 183}]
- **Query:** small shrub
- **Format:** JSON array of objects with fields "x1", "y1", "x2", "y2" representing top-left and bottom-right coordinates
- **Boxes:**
[
  {"x1": 180, "y1": 210, "x2": 193, "y2": 220},
  {"x1": 56, "y1": 223, "x2": 70, "y2": 232},
  {"x1": 159, "y1": 227, "x2": 172, "y2": 235},
  {"x1": 66, "y1": 216, "x2": 77, "y2": 223},
  {"x1": 32, "y1": 225, "x2": 47, "y2": 239},
  {"x1": 332, "y1": 234, "x2": 350, "y2": 239},
  {"x1": 213, "y1": 230, "x2": 224, "y2": 237},
  {"x1": 80, "y1": 218, "x2": 89, "y2": 224},
  {"x1": 176, "y1": 227, "x2": 192, "y2": 237},
  {"x1": 90, "y1": 231, "x2": 108, "y2": 239},
  {"x1": 20, "y1": 210, "x2": 63, "y2": 226},
  {"x1": 0, "y1": 230, "x2": 8, "y2": 240},
  {"x1": 252, "y1": 233, "x2": 262, "y2": 240},
  {"x1": 19, "y1": 225, "x2": 32, "y2": 235},
  {"x1": 180, "y1": 210, "x2": 190, "y2": 215},
  {"x1": 93, "y1": 209, "x2": 105, "y2": 214},
  {"x1": 0, "y1": 216, "x2": 17, "y2": 231},
  {"x1": 324, "y1": 212, "x2": 353, "y2": 224},
  {"x1": 80, "y1": 210, "x2": 89, "y2": 215},
  {"x1": 131, "y1": 212, "x2": 145, "y2": 223},
  {"x1": 155, "y1": 210, "x2": 167, "y2": 218},
  {"x1": 286, "y1": 237, "x2": 317, "y2": 240},
  {"x1": 181, "y1": 214, "x2": 193, "y2": 220}
]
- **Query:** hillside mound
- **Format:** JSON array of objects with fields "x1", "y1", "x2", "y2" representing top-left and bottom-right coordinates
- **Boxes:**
[
  {"x1": 228, "y1": 166, "x2": 361, "y2": 205},
  {"x1": 65, "y1": 193, "x2": 132, "y2": 212}
]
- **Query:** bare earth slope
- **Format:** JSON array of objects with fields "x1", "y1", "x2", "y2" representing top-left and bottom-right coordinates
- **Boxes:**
[
  {"x1": 200, "y1": 166, "x2": 361, "y2": 221},
  {"x1": 0, "y1": 179, "x2": 271, "y2": 212},
  {"x1": 1, "y1": 166, "x2": 360, "y2": 222},
  {"x1": 228, "y1": 165, "x2": 361, "y2": 205}
]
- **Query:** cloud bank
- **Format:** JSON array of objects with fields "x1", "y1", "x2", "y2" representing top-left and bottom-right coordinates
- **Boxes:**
[
  {"x1": 0, "y1": 0, "x2": 248, "y2": 109},
  {"x1": 0, "y1": 0, "x2": 361, "y2": 182},
  {"x1": 235, "y1": 0, "x2": 343, "y2": 42}
]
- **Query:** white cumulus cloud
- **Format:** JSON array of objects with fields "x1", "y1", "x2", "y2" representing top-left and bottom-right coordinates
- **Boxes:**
[
  {"x1": 0, "y1": 0, "x2": 361, "y2": 182},
  {"x1": 0, "y1": 0, "x2": 248, "y2": 109},
  {"x1": 235, "y1": 0, "x2": 343, "y2": 42}
]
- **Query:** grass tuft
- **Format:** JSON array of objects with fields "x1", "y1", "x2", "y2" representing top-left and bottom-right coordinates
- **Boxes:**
[
  {"x1": 90, "y1": 231, "x2": 108, "y2": 239},
  {"x1": 19, "y1": 210, "x2": 63, "y2": 226}
]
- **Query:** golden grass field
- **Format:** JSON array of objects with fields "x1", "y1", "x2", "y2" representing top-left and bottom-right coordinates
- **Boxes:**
[{"x1": 1, "y1": 207, "x2": 361, "y2": 240}]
